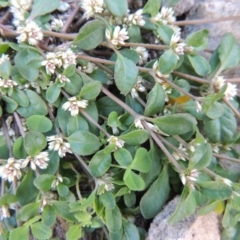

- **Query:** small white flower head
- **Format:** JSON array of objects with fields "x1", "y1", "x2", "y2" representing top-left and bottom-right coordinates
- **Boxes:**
[
  {"x1": 152, "y1": 61, "x2": 170, "y2": 80},
  {"x1": 81, "y1": 0, "x2": 104, "y2": 19},
  {"x1": 170, "y1": 25, "x2": 181, "y2": 36},
  {"x1": 134, "y1": 47, "x2": 149, "y2": 65},
  {"x1": 107, "y1": 136, "x2": 125, "y2": 150},
  {"x1": 22, "y1": 152, "x2": 49, "y2": 170},
  {"x1": 57, "y1": 74, "x2": 70, "y2": 84},
  {"x1": 172, "y1": 144, "x2": 188, "y2": 161},
  {"x1": 51, "y1": 18, "x2": 64, "y2": 32},
  {"x1": 0, "y1": 54, "x2": 9, "y2": 65},
  {"x1": 213, "y1": 76, "x2": 237, "y2": 101},
  {"x1": 170, "y1": 34, "x2": 185, "y2": 57},
  {"x1": 78, "y1": 62, "x2": 97, "y2": 74},
  {"x1": 16, "y1": 21, "x2": 43, "y2": 45},
  {"x1": 106, "y1": 26, "x2": 129, "y2": 46},
  {"x1": 10, "y1": 0, "x2": 32, "y2": 12},
  {"x1": 0, "y1": 158, "x2": 22, "y2": 182},
  {"x1": 42, "y1": 52, "x2": 61, "y2": 75},
  {"x1": 0, "y1": 78, "x2": 18, "y2": 89},
  {"x1": 96, "y1": 173, "x2": 114, "y2": 194},
  {"x1": 195, "y1": 101, "x2": 202, "y2": 112},
  {"x1": 218, "y1": 177, "x2": 232, "y2": 187},
  {"x1": 153, "y1": 7, "x2": 176, "y2": 25},
  {"x1": 131, "y1": 76, "x2": 146, "y2": 98},
  {"x1": 128, "y1": 9, "x2": 145, "y2": 26},
  {"x1": 51, "y1": 173, "x2": 63, "y2": 188},
  {"x1": 180, "y1": 169, "x2": 199, "y2": 190},
  {"x1": 134, "y1": 118, "x2": 144, "y2": 129},
  {"x1": 0, "y1": 205, "x2": 10, "y2": 220},
  {"x1": 62, "y1": 97, "x2": 88, "y2": 116},
  {"x1": 57, "y1": 49, "x2": 77, "y2": 69},
  {"x1": 146, "y1": 122, "x2": 169, "y2": 136},
  {"x1": 47, "y1": 135, "x2": 72, "y2": 157}
]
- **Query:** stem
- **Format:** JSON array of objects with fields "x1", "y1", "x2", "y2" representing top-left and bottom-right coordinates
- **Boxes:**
[
  {"x1": 213, "y1": 153, "x2": 240, "y2": 164},
  {"x1": 76, "y1": 176, "x2": 82, "y2": 200},
  {"x1": 174, "y1": 16, "x2": 240, "y2": 26},
  {"x1": 13, "y1": 112, "x2": 25, "y2": 137},
  {"x1": 142, "y1": 121, "x2": 183, "y2": 172},
  {"x1": 42, "y1": 30, "x2": 77, "y2": 40},
  {"x1": 119, "y1": 42, "x2": 169, "y2": 50},
  {"x1": 57, "y1": 216, "x2": 69, "y2": 231},
  {"x1": 13, "y1": 177, "x2": 22, "y2": 226},
  {"x1": 173, "y1": 71, "x2": 209, "y2": 84},
  {"x1": 81, "y1": 110, "x2": 111, "y2": 138},
  {"x1": 223, "y1": 97, "x2": 240, "y2": 120},
  {"x1": 203, "y1": 168, "x2": 219, "y2": 179},
  {"x1": 226, "y1": 78, "x2": 240, "y2": 83},
  {"x1": 0, "y1": 10, "x2": 11, "y2": 24},
  {"x1": 1, "y1": 118, "x2": 13, "y2": 158}
]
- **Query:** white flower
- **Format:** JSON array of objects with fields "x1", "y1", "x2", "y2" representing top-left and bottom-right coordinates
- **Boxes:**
[
  {"x1": 22, "y1": 152, "x2": 49, "y2": 170},
  {"x1": 81, "y1": 0, "x2": 104, "y2": 19},
  {"x1": 10, "y1": 0, "x2": 32, "y2": 12},
  {"x1": 16, "y1": 21, "x2": 43, "y2": 45},
  {"x1": 134, "y1": 118, "x2": 144, "y2": 129},
  {"x1": 180, "y1": 169, "x2": 199, "y2": 190},
  {"x1": 42, "y1": 52, "x2": 61, "y2": 75},
  {"x1": 0, "y1": 54, "x2": 9, "y2": 65},
  {"x1": 221, "y1": 178, "x2": 232, "y2": 187},
  {"x1": 57, "y1": 49, "x2": 77, "y2": 69},
  {"x1": 213, "y1": 76, "x2": 237, "y2": 101},
  {"x1": 153, "y1": 7, "x2": 176, "y2": 25},
  {"x1": 78, "y1": 62, "x2": 97, "y2": 73},
  {"x1": 170, "y1": 34, "x2": 185, "y2": 57},
  {"x1": 146, "y1": 122, "x2": 169, "y2": 136},
  {"x1": 0, "y1": 158, "x2": 22, "y2": 182},
  {"x1": 51, "y1": 173, "x2": 63, "y2": 188},
  {"x1": 0, "y1": 205, "x2": 10, "y2": 220},
  {"x1": 170, "y1": 25, "x2": 181, "y2": 36},
  {"x1": 131, "y1": 88, "x2": 139, "y2": 98},
  {"x1": 131, "y1": 76, "x2": 146, "y2": 98},
  {"x1": 0, "y1": 78, "x2": 18, "y2": 88},
  {"x1": 128, "y1": 9, "x2": 145, "y2": 26},
  {"x1": 47, "y1": 135, "x2": 72, "y2": 157},
  {"x1": 107, "y1": 136, "x2": 125, "y2": 150},
  {"x1": 96, "y1": 173, "x2": 114, "y2": 193},
  {"x1": 152, "y1": 61, "x2": 170, "y2": 80},
  {"x1": 106, "y1": 26, "x2": 129, "y2": 46},
  {"x1": 172, "y1": 144, "x2": 188, "y2": 161},
  {"x1": 62, "y1": 97, "x2": 88, "y2": 116},
  {"x1": 134, "y1": 47, "x2": 149, "y2": 65},
  {"x1": 57, "y1": 74, "x2": 70, "y2": 83},
  {"x1": 51, "y1": 18, "x2": 64, "y2": 32},
  {"x1": 195, "y1": 101, "x2": 202, "y2": 112}
]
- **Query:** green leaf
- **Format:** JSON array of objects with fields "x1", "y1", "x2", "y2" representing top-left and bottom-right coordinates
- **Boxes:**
[
  {"x1": 10, "y1": 88, "x2": 29, "y2": 107},
  {"x1": 46, "y1": 84, "x2": 61, "y2": 103},
  {"x1": 57, "y1": 183, "x2": 69, "y2": 197},
  {"x1": 203, "y1": 106, "x2": 237, "y2": 144},
  {"x1": 114, "y1": 54, "x2": 138, "y2": 95},
  {"x1": 1, "y1": 95, "x2": 18, "y2": 113},
  {"x1": 189, "y1": 143, "x2": 212, "y2": 170},
  {"x1": 63, "y1": 64, "x2": 76, "y2": 77},
  {"x1": 24, "y1": 131, "x2": 47, "y2": 156},
  {"x1": 157, "y1": 25, "x2": 174, "y2": 45},
  {"x1": 51, "y1": 201, "x2": 76, "y2": 222},
  {"x1": 152, "y1": 113, "x2": 197, "y2": 135},
  {"x1": 23, "y1": 215, "x2": 42, "y2": 228},
  {"x1": 130, "y1": 148, "x2": 151, "y2": 173},
  {"x1": 143, "y1": 0, "x2": 161, "y2": 16},
  {"x1": 188, "y1": 55, "x2": 211, "y2": 76},
  {"x1": 128, "y1": 25, "x2": 142, "y2": 43},
  {"x1": 67, "y1": 115, "x2": 89, "y2": 136},
  {"x1": 9, "y1": 226, "x2": 29, "y2": 240},
  {"x1": 114, "y1": 148, "x2": 132, "y2": 167},
  {"x1": 124, "y1": 192, "x2": 136, "y2": 208},
  {"x1": 105, "y1": 0, "x2": 128, "y2": 17},
  {"x1": 67, "y1": 130, "x2": 101, "y2": 156},
  {"x1": 158, "y1": 49, "x2": 178, "y2": 74},
  {"x1": 110, "y1": 49, "x2": 139, "y2": 64},
  {"x1": 200, "y1": 181, "x2": 232, "y2": 200},
  {"x1": 17, "y1": 202, "x2": 40, "y2": 221},
  {"x1": 89, "y1": 150, "x2": 112, "y2": 177},
  {"x1": 100, "y1": 191, "x2": 116, "y2": 209},
  {"x1": 144, "y1": 83, "x2": 165, "y2": 116},
  {"x1": 31, "y1": 222, "x2": 52, "y2": 240},
  {"x1": 205, "y1": 102, "x2": 224, "y2": 119},
  {"x1": 17, "y1": 89, "x2": 48, "y2": 118},
  {"x1": 123, "y1": 169, "x2": 145, "y2": 191},
  {"x1": 79, "y1": 81, "x2": 102, "y2": 100},
  {"x1": 119, "y1": 130, "x2": 150, "y2": 145},
  {"x1": 105, "y1": 205, "x2": 122, "y2": 233},
  {"x1": 185, "y1": 29, "x2": 209, "y2": 51},
  {"x1": 34, "y1": 174, "x2": 55, "y2": 192},
  {"x1": 0, "y1": 59, "x2": 11, "y2": 79},
  {"x1": 16, "y1": 169, "x2": 38, "y2": 206},
  {"x1": 42, "y1": 205, "x2": 56, "y2": 227},
  {"x1": 14, "y1": 49, "x2": 40, "y2": 82},
  {"x1": 0, "y1": 194, "x2": 17, "y2": 206},
  {"x1": 140, "y1": 165, "x2": 170, "y2": 219},
  {"x1": 30, "y1": 0, "x2": 60, "y2": 19},
  {"x1": 64, "y1": 73, "x2": 82, "y2": 95},
  {"x1": 26, "y1": 115, "x2": 52, "y2": 133},
  {"x1": 97, "y1": 96, "x2": 123, "y2": 116},
  {"x1": 74, "y1": 20, "x2": 105, "y2": 50},
  {"x1": 198, "y1": 201, "x2": 219, "y2": 215},
  {"x1": 66, "y1": 225, "x2": 82, "y2": 240},
  {"x1": 122, "y1": 221, "x2": 140, "y2": 240}
]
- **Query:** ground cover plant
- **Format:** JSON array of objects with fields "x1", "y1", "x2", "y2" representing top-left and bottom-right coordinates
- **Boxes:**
[{"x1": 0, "y1": 0, "x2": 240, "y2": 239}]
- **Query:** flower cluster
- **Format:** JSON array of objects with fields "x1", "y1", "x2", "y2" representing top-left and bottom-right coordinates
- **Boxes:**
[
  {"x1": 78, "y1": 62, "x2": 97, "y2": 74},
  {"x1": 47, "y1": 135, "x2": 72, "y2": 157},
  {"x1": 81, "y1": 0, "x2": 104, "y2": 19},
  {"x1": 0, "y1": 205, "x2": 10, "y2": 221},
  {"x1": 134, "y1": 47, "x2": 149, "y2": 65},
  {"x1": 107, "y1": 136, "x2": 125, "y2": 151},
  {"x1": 127, "y1": 9, "x2": 145, "y2": 26},
  {"x1": 42, "y1": 49, "x2": 77, "y2": 75},
  {"x1": 153, "y1": 7, "x2": 176, "y2": 25},
  {"x1": 96, "y1": 173, "x2": 114, "y2": 194},
  {"x1": 51, "y1": 18, "x2": 64, "y2": 32},
  {"x1": 106, "y1": 26, "x2": 129, "y2": 46},
  {"x1": 180, "y1": 169, "x2": 199, "y2": 190},
  {"x1": 170, "y1": 34, "x2": 186, "y2": 57},
  {"x1": 0, "y1": 158, "x2": 22, "y2": 182},
  {"x1": 213, "y1": 76, "x2": 237, "y2": 101},
  {"x1": 172, "y1": 144, "x2": 188, "y2": 161},
  {"x1": 22, "y1": 152, "x2": 50, "y2": 170},
  {"x1": 62, "y1": 97, "x2": 88, "y2": 116},
  {"x1": 0, "y1": 78, "x2": 18, "y2": 89},
  {"x1": 131, "y1": 76, "x2": 146, "y2": 98},
  {"x1": 17, "y1": 21, "x2": 43, "y2": 45}
]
